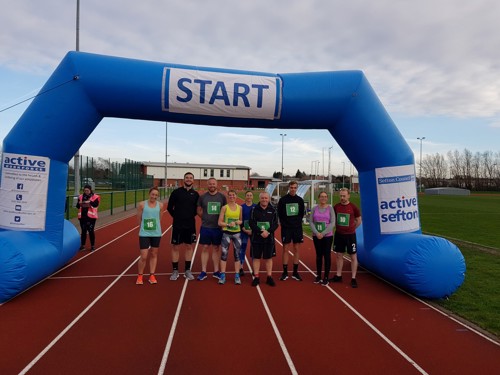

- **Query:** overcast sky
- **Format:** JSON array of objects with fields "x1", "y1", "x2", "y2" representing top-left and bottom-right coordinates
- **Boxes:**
[{"x1": 1, "y1": 0, "x2": 499, "y2": 176}]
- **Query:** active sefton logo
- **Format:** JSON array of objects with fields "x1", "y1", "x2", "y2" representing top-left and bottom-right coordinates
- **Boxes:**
[
  {"x1": 3, "y1": 155, "x2": 47, "y2": 171},
  {"x1": 376, "y1": 164, "x2": 420, "y2": 234},
  {"x1": 380, "y1": 195, "x2": 419, "y2": 223}
]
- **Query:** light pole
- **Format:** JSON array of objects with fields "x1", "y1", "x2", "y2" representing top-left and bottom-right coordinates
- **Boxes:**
[
  {"x1": 165, "y1": 122, "x2": 169, "y2": 188},
  {"x1": 280, "y1": 133, "x2": 286, "y2": 181},
  {"x1": 73, "y1": 0, "x2": 81, "y2": 199},
  {"x1": 417, "y1": 137, "x2": 425, "y2": 192},
  {"x1": 342, "y1": 162, "x2": 345, "y2": 188}
]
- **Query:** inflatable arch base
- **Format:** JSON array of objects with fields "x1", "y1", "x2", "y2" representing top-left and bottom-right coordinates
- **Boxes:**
[{"x1": 357, "y1": 226, "x2": 466, "y2": 299}]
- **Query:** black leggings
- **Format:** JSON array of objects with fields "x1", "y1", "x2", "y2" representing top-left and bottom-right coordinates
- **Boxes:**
[
  {"x1": 313, "y1": 236, "x2": 333, "y2": 279},
  {"x1": 79, "y1": 218, "x2": 97, "y2": 246}
]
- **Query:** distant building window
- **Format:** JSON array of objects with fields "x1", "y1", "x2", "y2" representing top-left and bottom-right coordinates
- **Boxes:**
[
  {"x1": 220, "y1": 169, "x2": 224, "y2": 177},
  {"x1": 226, "y1": 169, "x2": 231, "y2": 177},
  {"x1": 204, "y1": 169, "x2": 208, "y2": 177},
  {"x1": 210, "y1": 169, "x2": 214, "y2": 177}
]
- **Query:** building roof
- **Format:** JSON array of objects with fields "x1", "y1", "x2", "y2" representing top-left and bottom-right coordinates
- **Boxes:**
[{"x1": 142, "y1": 161, "x2": 251, "y2": 170}]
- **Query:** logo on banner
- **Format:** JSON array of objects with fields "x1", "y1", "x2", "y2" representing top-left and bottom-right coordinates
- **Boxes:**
[
  {"x1": 3, "y1": 155, "x2": 47, "y2": 171},
  {"x1": 162, "y1": 68, "x2": 281, "y2": 120},
  {"x1": 376, "y1": 165, "x2": 420, "y2": 234}
]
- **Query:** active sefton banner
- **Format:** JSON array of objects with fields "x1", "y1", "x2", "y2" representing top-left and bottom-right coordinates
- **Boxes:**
[
  {"x1": 0, "y1": 153, "x2": 50, "y2": 231},
  {"x1": 162, "y1": 68, "x2": 282, "y2": 120},
  {"x1": 376, "y1": 164, "x2": 420, "y2": 234}
]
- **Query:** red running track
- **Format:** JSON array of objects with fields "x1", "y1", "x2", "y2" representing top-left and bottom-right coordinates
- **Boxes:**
[{"x1": 1, "y1": 210, "x2": 499, "y2": 374}]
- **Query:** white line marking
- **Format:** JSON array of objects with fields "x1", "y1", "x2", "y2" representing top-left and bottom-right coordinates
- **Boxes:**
[
  {"x1": 18, "y1": 257, "x2": 140, "y2": 375},
  {"x1": 295, "y1": 234, "x2": 429, "y2": 374},
  {"x1": 247, "y1": 242, "x2": 298, "y2": 375},
  {"x1": 157, "y1": 235, "x2": 199, "y2": 375}
]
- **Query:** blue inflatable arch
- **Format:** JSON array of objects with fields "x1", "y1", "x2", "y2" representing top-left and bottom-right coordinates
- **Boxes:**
[{"x1": 0, "y1": 51, "x2": 465, "y2": 302}]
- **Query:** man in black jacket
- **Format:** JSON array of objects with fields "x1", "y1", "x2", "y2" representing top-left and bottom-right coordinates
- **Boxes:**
[{"x1": 249, "y1": 192, "x2": 279, "y2": 287}]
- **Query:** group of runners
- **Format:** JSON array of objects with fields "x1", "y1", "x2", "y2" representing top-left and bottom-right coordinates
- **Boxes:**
[{"x1": 133, "y1": 172, "x2": 362, "y2": 288}]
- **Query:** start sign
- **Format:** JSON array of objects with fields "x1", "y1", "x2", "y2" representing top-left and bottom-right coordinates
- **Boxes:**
[{"x1": 162, "y1": 67, "x2": 282, "y2": 120}]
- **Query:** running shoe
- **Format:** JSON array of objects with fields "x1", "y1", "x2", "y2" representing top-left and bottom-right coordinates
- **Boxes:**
[
  {"x1": 218, "y1": 273, "x2": 226, "y2": 285},
  {"x1": 292, "y1": 272, "x2": 303, "y2": 281},
  {"x1": 239, "y1": 268, "x2": 244, "y2": 276},
  {"x1": 329, "y1": 275, "x2": 342, "y2": 283},
  {"x1": 314, "y1": 276, "x2": 321, "y2": 284},
  {"x1": 266, "y1": 276, "x2": 276, "y2": 287},
  {"x1": 184, "y1": 270, "x2": 194, "y2": 281},
  {"x1": 279, "y1": 271, "x2": 288, "y2": 281},
  {"x1": 321, "y1": 279, "x2": 329, "y2": 286},
  {"x1": 148, "y1": 274, "x2": 157, "y2": 284},
  {"x1": 197, "y1": 271, "x2": 207, "y2": 281},
  {"x1": 136, "y1": 275, "x2": 143, "y2": 285},
  {"x1": 91, "y1": 246, "x2": 95, "y2": 251},
  {"x1": 170, "y1": 270, "x2": 179, "y2": 281},
  {"x1": 235, "y1": 273, "x2": 241, "y2": 285},
  {"x1": 351, "y1": 278, "x2": 358, "y2": 288},
  {"x1": 79, "y1": 245, "x2": 85, "y2": 251},
  {"x1": 213, "y1": 271, "x2": 222, "y2": 280},
  {"x1": 251, "y1": 277, "x2": 260, "y2": 287}
]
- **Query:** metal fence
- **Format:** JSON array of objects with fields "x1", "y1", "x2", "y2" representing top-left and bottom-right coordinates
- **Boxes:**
[{"x1": 67, "y1": 156, "x2": 154, "y2": 191}]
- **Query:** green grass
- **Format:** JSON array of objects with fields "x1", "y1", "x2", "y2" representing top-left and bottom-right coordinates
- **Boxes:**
[
  {"x1": 436, "y1": 245, "x2": 500, "y2": 337},
  {"x1": 418, "y1": 194, "x2": 500, "y2": 248}
]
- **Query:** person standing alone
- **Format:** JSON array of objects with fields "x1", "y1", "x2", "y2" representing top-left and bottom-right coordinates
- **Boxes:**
[{"x1": 76, "y1": 184, "x2": 100, "y2": 251}]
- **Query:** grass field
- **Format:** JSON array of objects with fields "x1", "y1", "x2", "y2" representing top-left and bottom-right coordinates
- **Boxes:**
[{"x1": 242, "y1": 190, "x2": 500, "y2": 339}]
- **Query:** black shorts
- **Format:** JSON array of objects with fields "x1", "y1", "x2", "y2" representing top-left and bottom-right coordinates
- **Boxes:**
[
  {"x1": 281, "y1": 226, "x2": 304, "y2": 244},
  {"x1": 139, "y1": 236, "x2": 161, "y2": 249},
  {"x1": 251, "y1": 242, "x2": 276, "y2": 260},
  {"x1": 171, "y1": 226, "x2": 197, "y2": 245},
  {"x1": 333, "y1": 232, "x2": 357, "y2": 254}
]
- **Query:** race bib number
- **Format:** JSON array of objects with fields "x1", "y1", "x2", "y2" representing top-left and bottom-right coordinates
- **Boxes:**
[
  {"x1": 143, "y1": 218, "x2": 157, "y2": 231},
  {"x1": 207, "y1": 202, "x2": 221, "y2": 215},
  {"x1": 257, "y1": 221, "x2": 270, "y2": 231},
  {"x1": 315, "y1": 221, "x2": 326, "y2": 232},
  {"x1": 286, "y1": 203, "x2": 299, "y2": 216},
  {"x1": 337, "y1": 213, "x2": 350, "y2": 227},
  {"x1": 243, "y1": 220, "x2": 250, "y2": 230}
]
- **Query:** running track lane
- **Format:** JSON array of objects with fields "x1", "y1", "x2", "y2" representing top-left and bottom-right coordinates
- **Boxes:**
[{"x1": 1, "y1": 212, "x2": 499, "y2": 374}]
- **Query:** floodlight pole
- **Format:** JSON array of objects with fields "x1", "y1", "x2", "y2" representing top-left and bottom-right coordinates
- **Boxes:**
[
  {"x1": 280, "y1": 133, "x2": 286, "y2": 181},
  {"x1": 73, "y1": 0, "x2": 81, "y2": 198},
  {"x1": 417, "y1": 137, "x2": 425, "y2": 193}
]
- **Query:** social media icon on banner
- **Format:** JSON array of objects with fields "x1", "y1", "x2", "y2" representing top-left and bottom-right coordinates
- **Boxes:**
[
  {"x1": 17, "y1": 183, "x2": 24, "y2": 190},
  {"x1": 15, "y1": 205, "x2": 22, "y2": 211},
  {"x1": 16, "y1": 194, "x2": 23, "y2": 200},
  {"x1": 14, "y1": 216, "x2": 21, "y2": 222}
]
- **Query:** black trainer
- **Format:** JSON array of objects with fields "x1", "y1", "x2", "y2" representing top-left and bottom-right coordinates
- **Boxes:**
[
  {"x1": 292, "y1": 273, "x2": 303, "y2": 281},
  {"x1": 351, "y1": 278, "x2": 358, "y2": 288},
  {"x1": 251, "y1": 277, "x2": 260, "y2": 287},
  {"x1": 279, "y1": 271, "x2": 288, "y2": 281},
  {"x1": 321, "y1": 278, "x2": 329, "y2": 286},
  {"x1": 266, "y1": 276, "x2": 276, "y2": 287},
  {"x1": 314, "y1": 276, "x2": 321, "y2": 284},
  {"x1": 329, "y1": 275, "x2": 342, "y2": 283}
]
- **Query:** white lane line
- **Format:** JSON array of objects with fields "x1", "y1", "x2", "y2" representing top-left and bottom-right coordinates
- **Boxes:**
[
  {"x1": 246, "y1": 242, "x2": 298, "y2": 375},
  {"x1": 299, "y1": 234, "x2": 428, "y2": 374},
  {"x1": 18, "y1": 256, "x2": 140, "y2": 375},
  {"x1": 157, "y1": 235, "x2": 199, "y2": 375}
]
